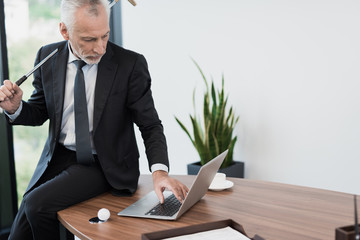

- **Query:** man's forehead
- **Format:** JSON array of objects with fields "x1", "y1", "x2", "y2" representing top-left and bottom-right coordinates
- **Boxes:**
[
  {"x1": 74, "y1": 28, "x2": 109, "y2": 37},
  {"x1": 72, "y1": 18, "x2": 109, "y2": 36}
]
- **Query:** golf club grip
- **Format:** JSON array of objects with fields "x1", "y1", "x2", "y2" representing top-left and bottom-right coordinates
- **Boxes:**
[{"x1": 15, "y1": 75, "x2": 27, "y2": 86}]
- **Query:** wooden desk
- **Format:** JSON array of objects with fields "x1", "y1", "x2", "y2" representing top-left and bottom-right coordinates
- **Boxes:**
[{"x1": 58, "y1": 175, "x2": 357, "y2": 240}]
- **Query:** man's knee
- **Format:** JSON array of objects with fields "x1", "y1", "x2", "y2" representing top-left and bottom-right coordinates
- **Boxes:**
[
  {"x1": 24, "y1": 190, "x2": 56, "y2": 223},
  {"x1": 23, "y1": 193, "x2": 39, "y2": 223}
]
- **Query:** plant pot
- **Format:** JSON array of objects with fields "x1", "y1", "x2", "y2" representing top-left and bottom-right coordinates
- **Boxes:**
[{"x1": 187, "y1": 161, "x2": 244, "y2": 178}]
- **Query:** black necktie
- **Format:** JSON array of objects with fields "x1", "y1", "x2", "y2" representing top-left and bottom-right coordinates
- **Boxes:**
[{"x1": 74, "y1": 60, "x2": 94, "y2": 165}]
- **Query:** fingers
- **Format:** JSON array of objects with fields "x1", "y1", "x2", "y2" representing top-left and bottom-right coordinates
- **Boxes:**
[
  {"x1": 152, "y1": 171, "x2": 168, "y2": 204},
  {"x1": 0, "y1": 80, "x2": 23, "y2": 114},
  {"x1": 152, "y1": 171, "x2": 189, "y2": 204},
  {"x1": 181, "y1": 184, "x2": 189, "y2": 200},
  {"x1": 171, "y1": 182, "x2": 189, "y2": 203},
  {"x1": 0, "y1": 80, "x2": 15, "y2": 101},
  {"x1": 12, "y1": 81, "x2": 21, "y2": 92},
  {"x1": 154, "y1": 187, "x2": 165, "y2": 204}
]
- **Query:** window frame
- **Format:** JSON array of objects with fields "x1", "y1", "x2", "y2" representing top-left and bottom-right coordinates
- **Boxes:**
[{"x1": 0, "y1": 0, "x2": 18, "y2": 238}]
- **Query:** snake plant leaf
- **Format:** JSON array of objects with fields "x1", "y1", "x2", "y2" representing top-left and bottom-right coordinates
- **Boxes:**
[
  {"x1": 174, "y1": 116, "x2": 196, "y2": 147},
  {"x1": 174, "y1": 60, "x2": 239, "y2": 168},
  {"x1": 191, "y1": 58, "x2": 209, "y2": 90}
]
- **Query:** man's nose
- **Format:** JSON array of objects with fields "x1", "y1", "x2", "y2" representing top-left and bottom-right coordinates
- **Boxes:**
[{"x1": 93, "y1": 41, "x2": 106, "y2": 55}]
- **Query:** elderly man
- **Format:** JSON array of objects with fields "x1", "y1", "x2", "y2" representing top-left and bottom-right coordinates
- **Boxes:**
[{"x1": 0, "y1": 0, "x2": 188, "y2": 239}]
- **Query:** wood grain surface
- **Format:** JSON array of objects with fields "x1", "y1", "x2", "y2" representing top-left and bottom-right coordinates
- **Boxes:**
[{"x1": 58, "y1": 175, "x2": 357, "y2": 240}]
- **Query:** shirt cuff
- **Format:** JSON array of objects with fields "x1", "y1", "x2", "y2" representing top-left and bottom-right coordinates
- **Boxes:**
[
  {"x1": 151, "y1": 163, "x2": 169, "y2": 173},
  {"x1": 4, "y1": 101, "x2": 23, "y2": 122}
]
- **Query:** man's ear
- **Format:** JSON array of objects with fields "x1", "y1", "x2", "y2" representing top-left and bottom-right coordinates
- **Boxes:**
[{"x1": 59, "y1": 22, "x2": 70, "y2": 40}]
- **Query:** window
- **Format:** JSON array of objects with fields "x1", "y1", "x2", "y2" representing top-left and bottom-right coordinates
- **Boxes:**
[{"x1": 4, "y1": 0, "x2": 62, "y2": 204}]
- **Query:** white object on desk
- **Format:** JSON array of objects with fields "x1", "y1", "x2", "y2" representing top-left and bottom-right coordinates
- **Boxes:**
[
  {"x1": 209, "y1": 173, "x2": 234, "y2": 191},
  {"x1": 163, "y1": 226, "x2": 250, "y2": 240},
  {"x1": 209, "y1": 180, "x2": 234, "y2": 191},
  {"x1": 98, "y1": 208, "x2": 110, "y2": 221}
]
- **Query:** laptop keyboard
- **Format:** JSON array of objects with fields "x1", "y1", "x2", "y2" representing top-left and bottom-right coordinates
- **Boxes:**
[{"x1": 145, "y1": 194, "x2": 182, "y2": 216}]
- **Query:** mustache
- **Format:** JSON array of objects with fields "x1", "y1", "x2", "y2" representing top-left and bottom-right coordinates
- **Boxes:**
[
  {"x1": 83, "y1": 52, "x2": 106, "y2": 64},
  {"x1": 85, "y1": 54, "x2": 103, "y2": 60}
]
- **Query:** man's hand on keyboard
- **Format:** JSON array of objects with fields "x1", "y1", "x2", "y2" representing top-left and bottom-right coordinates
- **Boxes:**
[{"x1": 152, "y1": 171, "x2": 189, "y2": 204}]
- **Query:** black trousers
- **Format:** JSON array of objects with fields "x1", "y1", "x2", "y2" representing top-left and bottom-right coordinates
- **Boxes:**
[{"x1": 8, "y1": 144, "x2": 111, "y2": 240}]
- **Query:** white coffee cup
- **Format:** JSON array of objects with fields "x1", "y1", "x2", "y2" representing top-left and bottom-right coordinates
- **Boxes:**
[{"x1": 210, "y1": 173, "x2": 227, "y2": 188}]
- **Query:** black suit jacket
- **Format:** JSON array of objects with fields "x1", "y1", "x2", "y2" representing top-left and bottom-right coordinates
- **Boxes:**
[{"x1": 10, "y1": 41, "x2": 169, "y2": 194}]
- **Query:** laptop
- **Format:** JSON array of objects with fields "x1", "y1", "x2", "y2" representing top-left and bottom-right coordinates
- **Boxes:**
[{"x1": 117, "y1": 150, "x2": 228, "y2": 220}]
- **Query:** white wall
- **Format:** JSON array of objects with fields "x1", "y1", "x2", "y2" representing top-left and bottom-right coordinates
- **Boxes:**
[{"x1": 121, "y1": 0, "x2": 360, "y2": 195}]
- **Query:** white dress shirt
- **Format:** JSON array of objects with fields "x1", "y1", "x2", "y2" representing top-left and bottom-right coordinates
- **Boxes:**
[{"x1": 60, "y1": 48, "x2": 97, "y2": 153}]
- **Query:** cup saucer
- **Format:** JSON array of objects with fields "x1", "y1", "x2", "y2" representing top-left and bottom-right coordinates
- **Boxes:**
[{"x1": 208, "y1": 180, "x2": 234, "y2": 191}]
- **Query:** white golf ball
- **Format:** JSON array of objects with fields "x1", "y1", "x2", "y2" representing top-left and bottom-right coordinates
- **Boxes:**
[{"x1": 97, "y1": 208, "x2": 110, "y2": 221}]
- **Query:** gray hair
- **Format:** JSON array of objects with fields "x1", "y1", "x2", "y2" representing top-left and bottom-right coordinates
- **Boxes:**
[{"x1": 61, "y1": 0, "x2": 110, "y2": 33}]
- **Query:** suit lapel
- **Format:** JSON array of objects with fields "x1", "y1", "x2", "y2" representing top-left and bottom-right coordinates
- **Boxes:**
[
  {"x1": 52, "y1": 43, "x2": 69, "y2": 136},
  {"x1": 93, "y1": 45, "x2": 117, "y2": 133}
]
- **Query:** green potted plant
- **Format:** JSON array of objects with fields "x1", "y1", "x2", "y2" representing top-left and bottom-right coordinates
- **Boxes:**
[{"x1": 175, "y1": 60, "x2": 244, "y2": 178}]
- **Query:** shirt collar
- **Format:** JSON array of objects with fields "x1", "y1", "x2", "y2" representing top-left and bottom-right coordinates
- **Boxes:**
[{"x1": 67, "y1": 41, "x2": 79, "y2": 64}]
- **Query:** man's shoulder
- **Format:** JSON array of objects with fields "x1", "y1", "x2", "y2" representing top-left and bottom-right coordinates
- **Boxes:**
[
  {"x1": 38, "y1": 41, "x2": 67, "y2": 55},
  {"x1": 107, "y1": 42, "x2": 144, "y2": 60}
]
